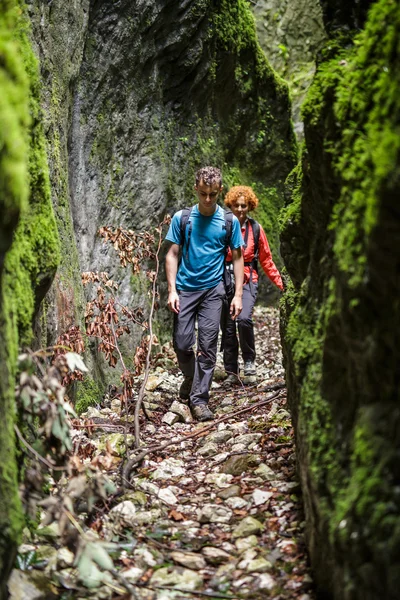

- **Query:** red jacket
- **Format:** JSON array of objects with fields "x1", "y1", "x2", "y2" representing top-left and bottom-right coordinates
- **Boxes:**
[{"x1": 226, "y1": 220, "x2": 283, "y2": 290}]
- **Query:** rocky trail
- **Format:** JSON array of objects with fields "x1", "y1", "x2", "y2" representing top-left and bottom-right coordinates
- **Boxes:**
[{"x1": 10, "y1": 307, "x2": 314, "y2": 600}]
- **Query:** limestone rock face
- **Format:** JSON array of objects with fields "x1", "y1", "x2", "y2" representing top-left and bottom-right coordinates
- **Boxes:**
[
  {"x1": 280, "y1": 1, "x2": 400, "y2": 598},
  {"x1": 251, "y1": 0, "x2": 325, "y2": 138}
]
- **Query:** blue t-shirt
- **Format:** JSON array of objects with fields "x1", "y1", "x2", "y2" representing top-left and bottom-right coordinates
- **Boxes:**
[{"x1": 165, "y1": 205, "x2": 243, "y2": 291}]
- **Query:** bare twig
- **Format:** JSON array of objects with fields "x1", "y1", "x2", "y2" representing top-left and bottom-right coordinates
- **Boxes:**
[
  {"x1": 14, "y1": 425, "x2": 67, "y2": 472},
  {"x1": 122, "y1": 390, "x2": 282, "y2": 482},
  {"x1": 134, "y1": 225, "x2": 164, "y2": 449}
]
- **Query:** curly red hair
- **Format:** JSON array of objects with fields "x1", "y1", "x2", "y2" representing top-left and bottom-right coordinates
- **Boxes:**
[{"x1": 224, "y1": 186, "x2": 259, "y2": 211}]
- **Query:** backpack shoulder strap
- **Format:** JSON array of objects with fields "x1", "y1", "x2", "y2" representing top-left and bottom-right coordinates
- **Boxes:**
[
  {"x1": 249, "y1": 218, "x2": 260, "y2": 259},
  {"x1": 223, "y1": 209, "x2": 233, "y2": 253},
  {"x1": 180, "y1": 206, "x2": 193, "y2": 259}
]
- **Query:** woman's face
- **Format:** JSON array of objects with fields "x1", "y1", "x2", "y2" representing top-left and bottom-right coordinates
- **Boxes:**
[{"x1": 232, "y1": 195, "x2": 249, "y2": 225}]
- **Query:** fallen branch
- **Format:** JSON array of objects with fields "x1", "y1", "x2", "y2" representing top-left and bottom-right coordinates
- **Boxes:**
[
  {"x1": 150, "y1": 586, "x2": 242, "y2": 599},
  {"x1": 122, "y1": 390, "x2": 282, "y2": 482}
]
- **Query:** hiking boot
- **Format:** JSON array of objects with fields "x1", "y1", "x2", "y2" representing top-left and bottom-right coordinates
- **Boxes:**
[
  {"x1": 224, "y1": 373, "x2": 240, "y2": 386},
  {"x1": 179, "y1": 377, "x2": 193, "y2": 401},
  {"x1": 191, "y1": 404, "x2": 214, "y2": 422},
  {"x1": 244, "y1": 361, "x2": 257, "y2": 377}
]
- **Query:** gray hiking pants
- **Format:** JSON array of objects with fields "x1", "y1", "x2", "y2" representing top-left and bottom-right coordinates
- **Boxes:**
[
  {"x1": 223, "y1": 282, "x2": 258, "y2": 374},
  {"x1": 173, "y1": 281, "x2": 225, "y2": 406}
]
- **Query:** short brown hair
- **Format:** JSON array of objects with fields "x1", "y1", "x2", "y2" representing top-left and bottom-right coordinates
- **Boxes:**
[
  {"x1": 224, "y1": 186, "x2": 259, "y2": 211},
  {"x1": 195, "y1": 166, "x2": 222, "y2": 187}
]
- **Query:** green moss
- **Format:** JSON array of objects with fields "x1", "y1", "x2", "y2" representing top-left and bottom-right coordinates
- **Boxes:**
[
  {"x1": 281, "y1": 0, "x2": 400, "y2": 593},
  {"x1": 0, "y1": 0, "x2": 60, "y2": 580},
  {"x1": 75, "y1": 377, "x2": 103, "y2": 414}
]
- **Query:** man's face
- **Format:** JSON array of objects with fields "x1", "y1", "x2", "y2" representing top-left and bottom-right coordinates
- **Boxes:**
[{"x1": 195, "y1": 179, "x2": 222, "y2": 214}]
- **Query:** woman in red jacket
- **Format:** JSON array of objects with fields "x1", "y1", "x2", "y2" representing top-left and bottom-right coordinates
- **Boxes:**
[{"x1": 224, "y1": 186, "x2": 283, "y2": 384}]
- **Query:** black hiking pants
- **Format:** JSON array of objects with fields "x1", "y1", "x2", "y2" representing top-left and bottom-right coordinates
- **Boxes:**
[
  {"x1": 173, "y1": 281, "x2": 225, "y2": 406},
  {"x1": 223, "y1": 282, "x2": 258, "y2": 374}
]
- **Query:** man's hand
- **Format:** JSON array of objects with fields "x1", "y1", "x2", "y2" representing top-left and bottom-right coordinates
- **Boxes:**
[
  {"x1": 230, "y1": 294, "x2": 242, "y2": 320},
  {"x1": 168, "y1": 291, "x2": 180, "y2": 314}
]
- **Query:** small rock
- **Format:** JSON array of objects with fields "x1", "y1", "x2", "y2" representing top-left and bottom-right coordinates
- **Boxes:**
[
  {"x1": 111, "y1": 398, "x2": 121, "y2": 412},
  {"x1": 134, "y1": 547, "x2": 158, "y2": 568},
  {"x1": 237, "y1": 548, "x2": 258, "y2": 569},
  {"x1": 226, "y1": 496, "x2": 248, "y2": 510},
  {"x1": 228, "y1": 433, "x2": 262, "y2": 447},
  {"x1": 162, "y1": 412, "x2": 180, "y2": 426},
  {"x1": 198, "y1": 442, "x2": 218, "y2": 457},
  {"x1": 257, "y1": 573, "x2": 277, "y2": 590},
  {"x1": 152, "y1": 458, "x2": 186, "y2": 480},
  {"x1": 202, "y1": 547, "x2": 232, "y2": 565},
  {"x1": 137, "y1": 480, "x2": 160, "y2": 495},
  {"x1": 97, "y1": 433, "x2": 135, "y2": 456},
  {"x1": 230, "y1": 443, "x2": 247, "y2": 452},
  {"x1": 109, "y1": 501, "x2": 136, "y2": 527},
  {"x1": 203, "y1": 430, "x2": 233, "y2": 445},
  {"x1": 198, "y1": 504, "x2": 232, "y2": 524},
  {"x1": 131, "y1": 509, "x2": 162, "y2": 525},
  {"x1": 145, "y1": 374, "x2": 164, "y2": 391},
  {"x1": 252, "y1": 489, "x2": 273, "y2": 506},
  {"x1": 247, "y1": 557, "x2": 272, "y2": 573},
  {"x1": 8, "y1": 569, "x2": 58, "y2": 599},
  {"x1": 158, "y1": 487, "x2": 178, "y2": 506},
  {"x1": 150, "y1": 567, "x2": 202, "y2": 591},
  {"x1": 56, "y1": 547, "x2": 74, "y2": 568},
  {"x1": 204, "y1": 473, "x2": 233, "y2": 487},
  {"x1": 121, "y1": 567, "x2": 144, "y2": 583},
  {"x1": 254, "y1": 463, "x2": 277, "y2": 480},
  {"x1": 170, "y1": 400, "x2": 193, "y2": 423},
  {"x1": 170, "y1": 551, "x2": 206, "y2": 570},
  {"x1": 235, "y1": 535, "x2": 259, "y2": 553},
  {"x1": 221, "y1": 454, "x2": 252, "y2": 476},
  {"x1": 146, "y1": 423, "x2": 157, "y2": 434},
  {"x1": 217, "y1": 484, "x2": 241, "y2": 500},
  {"x1": 232, "y1": 516, "x2": 264, "y2": 538}
]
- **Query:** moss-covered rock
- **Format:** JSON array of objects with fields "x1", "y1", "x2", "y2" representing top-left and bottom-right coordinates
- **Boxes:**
[
  {"x1": 280, "y1": 1, "x2": 400, "y2": 598},
  {"x1": 0, "y1": 0, "x2": 60, "y2": 591}
]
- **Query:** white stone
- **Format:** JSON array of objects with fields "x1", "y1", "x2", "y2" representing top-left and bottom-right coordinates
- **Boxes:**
[
  {"x1": 134, "y1": 548, "x2": 157, "y2": 568},
  {"x1": 204, "y1": 473, "x2": 233, "y2": 487},
  {"x1": 170, "y1": 551, "x2": 206, "y2": 570},
  {"x1": 252, "y1": 489, "x2": 273, "y2": 506},
  {"x1": 258, "y1": 573, "x2": 276, "y2": 590},
  {"x1": 145, "y1": 374, "x2": 164, "y2": 391},
  {"x1": 56, "y1": 547, "x2": 74, "y2": 568},
  {"x1": 109, "y1": 501, "x2": 136, "y2": 527},
  {"x1": 201, "y1": 547, "x2": 232, "y2": 565},
  {"x1": 121, "y1": 567, "x2": 145, "y2": 583},
  {"x1": 158, "y1": 488, "x2": 178, "y2": 506},
  {"x1": 198, "y1": 442, "x2": 218, "y2": 457},
  {"x1": 170, "y1": 400, "x2": 193, "y2": 423},
  {"x1": 226, "y1": 496, "x2": 248, "y2": 510},
  {"x1": 152, "y1": 458, "x2": 186, "y2": 480},
  {"x1": 246, "y1": 557, "x2": 272, "y2": 573},
  {"x1": 162, "y1": 412, "x2": 180, "y2": 426},
  {"x1": 150, "y1": 567, "x2": 202, "y2": 591},
  {"x1": 198, "y1": 504, "x2": 232, "y2": 524},
  {"x1": 254, "y1": 463, "x2": 277, "y2": 480}
]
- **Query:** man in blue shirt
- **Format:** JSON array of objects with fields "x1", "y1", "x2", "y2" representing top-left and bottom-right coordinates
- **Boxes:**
[{"x1": 165, "y1": 167, "x2": 244, "y2": 421}]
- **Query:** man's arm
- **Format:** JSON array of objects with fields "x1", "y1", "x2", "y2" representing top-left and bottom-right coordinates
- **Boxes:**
[
  {"x1": 165, "y1": 243, "x2": 180, "y2": 313},
  {"x1": 230, "y1": 247, "x2": 244, "y2": 320}
]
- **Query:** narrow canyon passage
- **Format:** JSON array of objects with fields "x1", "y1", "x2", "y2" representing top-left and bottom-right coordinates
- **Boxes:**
[{"x1": 10, "y1": 307, "x2": 313, "y2": 600}]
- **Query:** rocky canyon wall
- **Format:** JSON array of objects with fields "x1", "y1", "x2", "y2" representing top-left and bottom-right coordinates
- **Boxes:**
[
  {"x1": 280, "y1": 0, "x2": 400, "y2": 597},
  {"x1": 27, "y1": 0, "x2": 297, "y2": 403},
  {"x1": 0, "y1": 1, "x2": 295, "y2": 583}
]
